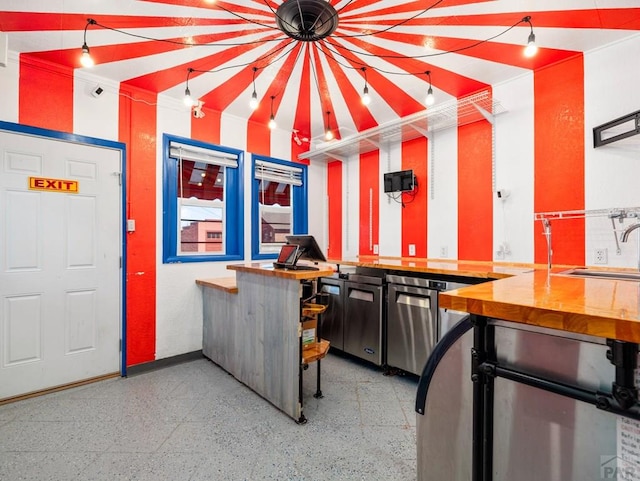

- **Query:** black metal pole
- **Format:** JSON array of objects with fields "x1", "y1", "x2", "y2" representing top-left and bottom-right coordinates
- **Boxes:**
[{"x1": 471, "y1": 314, "x2": 486, "y2": 481}]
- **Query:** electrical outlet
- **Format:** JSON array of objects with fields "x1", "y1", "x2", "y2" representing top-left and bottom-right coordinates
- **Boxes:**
[
  {"x1": 594, "y1": 248, "x2": 608, "y2": 264},
  {"x1": 373, "y1": 244, "x2": 379, "y2": 255},
  {"x1": 440, "y1": 246, "x2": 448, "y2": 258},
  {"x1": 408, "y1": 244, "x2": 416, "y2": 256}
]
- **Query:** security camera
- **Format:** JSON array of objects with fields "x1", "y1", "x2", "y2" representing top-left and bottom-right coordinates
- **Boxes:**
[
  {"x1": 90, "y1": 85, "x2": 104, "y2": 98},
  {"x1": 192, "y1": 100, "x2": 205, "y2": 119},
  {"x1": 496, "y1": 189, "x2": 510, "y2": 199}
]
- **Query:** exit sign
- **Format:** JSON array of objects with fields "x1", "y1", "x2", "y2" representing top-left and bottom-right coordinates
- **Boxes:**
[{"x1": 29, "y1": 177, "x2": 79, "y2": 193}]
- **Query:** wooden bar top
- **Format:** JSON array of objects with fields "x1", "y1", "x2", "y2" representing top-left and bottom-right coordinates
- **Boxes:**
[
  {"x1": 227, "y1": 262, "x2": 335, "y2": 280},
  {"x1": 196, "y1": 277, "x2": 238, "y2": 294},
  {"x1": 440, "y1": 269, "x2": 640, "y2": 343}
]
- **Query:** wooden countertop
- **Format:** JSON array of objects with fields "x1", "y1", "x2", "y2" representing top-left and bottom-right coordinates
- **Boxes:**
[
  {"x1": 196, "y1": 277, "x2": 238, "y2": 294},
  {"x1": 227, "y1": 262, "x2": 335, "y2": 280},
  {"x1": 331, "y1": 256, "x2": 536, "y2": 279},
  {"x1": 440, "y1": 269, "x2": 640, "y2": 343}
]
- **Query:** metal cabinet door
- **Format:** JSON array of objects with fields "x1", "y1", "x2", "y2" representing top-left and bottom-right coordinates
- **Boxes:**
[
  {"x1": 387, "y1": 284, "x2": 438, "y2": 375},
  {"x1": 343, "y1": 282, "x2": 383, "y2": 365},
  {"x1": 318, "y1": 278, "x2": 345, "y2": 350}
]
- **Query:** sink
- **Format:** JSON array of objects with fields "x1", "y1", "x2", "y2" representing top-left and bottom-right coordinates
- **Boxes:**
[{"x1": 558, "y1": 268, "x2": 640, "y2": 282}]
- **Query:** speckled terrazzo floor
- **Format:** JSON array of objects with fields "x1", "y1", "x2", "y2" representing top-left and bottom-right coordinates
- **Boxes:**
[{"x1": 0, "y1": 352, "x2": 418, "y2": 480}]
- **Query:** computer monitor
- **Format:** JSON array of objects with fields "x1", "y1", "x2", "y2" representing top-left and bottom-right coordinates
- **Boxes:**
[{"x1": 285, "y1": 235, "x2": 327, "y2": 263}]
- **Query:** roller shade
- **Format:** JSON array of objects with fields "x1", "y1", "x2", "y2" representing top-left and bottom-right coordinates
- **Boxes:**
[
  {"x1": 255, "y1": 159, "x2": 303, "y2": 186},
  {"x1": 170, "y1": 141, "x2": 238, "y2": 168}
]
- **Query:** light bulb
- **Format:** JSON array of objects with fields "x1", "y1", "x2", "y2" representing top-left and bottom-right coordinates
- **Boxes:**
[
  {"x1": 268, "y1": 116, "x2": 276, "y2": 130},
  {"x1": 325, "y1": 129, "x2": 334, "y2": 141},
  {"x1": 361, "y1": 85, "x2": 371, "y2": 106},
  {"x1": 249, "y1": 91, "x2": 259, "y2": 110},
  {"x1": 524, "y1": 32, "x2": 538, "y2": 58},
  {"x1": 425, "y1": 86, "x2": 435, "y2": 106},
  {"x1": 80, "y1": 44, "x2": 94, "y2": 68},
  {"x1": 184, "y1": 87, "x2": 195, "y2": 107}
]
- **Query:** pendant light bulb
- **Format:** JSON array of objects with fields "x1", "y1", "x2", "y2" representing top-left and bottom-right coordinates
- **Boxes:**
[
  {"x1": 184, "y1": 87, "x2": 195, "y2": 107},
  {"x1": 361, "y1": 85, "x2": 371, "y2": 106},
  {"x1": 524, "y1": 31, "x2": 538, "y2": 57},
  {"x1": 425, "y1": 86, "x2": 435, "y2": 106},
  {"x1": 249, "y1": 91, "x2": 259, "y2": 110},
  {"x1": 325, "y1": 110, "x2": 334, "y2": 140},
  {"x1": 80, "y1": 43, "x2": 94, "y2": 68},
  {"x1": 522, "y1": 16, "x2": 538, "y2": 58},
  {"x1": 268, "y1": 95, "x2": 276, "y2": 129}
]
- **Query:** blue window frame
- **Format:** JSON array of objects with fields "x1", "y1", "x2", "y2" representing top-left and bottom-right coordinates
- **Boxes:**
[
  {"x1": 251, "y1": 154, "x2": 308, "y2": 260},
  {"x1": 163, "y1": 134, "x2": 243, "y2": 263}
]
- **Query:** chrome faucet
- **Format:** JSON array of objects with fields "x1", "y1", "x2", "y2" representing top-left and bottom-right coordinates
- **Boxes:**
[
  {"x1": 621, "y1": 222, "x2": 640, "y2": 272},
  {"x1": 621, "y1": 223, "x2": 640, "y2": 242}
]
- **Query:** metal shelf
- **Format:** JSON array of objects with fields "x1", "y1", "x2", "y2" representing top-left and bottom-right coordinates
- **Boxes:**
[
  {"x1": 299, "y1": 90, "x2": 506, "y2": 163},
  {"x1": 534, "y1": 207, "x2": 640, "y2": 222}
]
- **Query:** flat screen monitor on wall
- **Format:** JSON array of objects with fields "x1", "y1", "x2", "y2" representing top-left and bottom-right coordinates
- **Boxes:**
[{"x1": 383, "y1": 170, "x2": 415, "y2": 193}]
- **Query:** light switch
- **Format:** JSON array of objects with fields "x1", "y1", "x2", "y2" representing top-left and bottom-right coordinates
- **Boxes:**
[{"x1": 127, "y1": 219, "x2": 136, "y2": 232}]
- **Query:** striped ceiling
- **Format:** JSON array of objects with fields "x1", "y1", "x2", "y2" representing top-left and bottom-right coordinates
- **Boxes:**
[{"x1": 2, "y1": 1, "x2": 640, "y2": 145}]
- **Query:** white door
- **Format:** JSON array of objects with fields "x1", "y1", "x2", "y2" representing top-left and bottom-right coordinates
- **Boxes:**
[{"x1": 0, "y1": 129, "x2": 122, "y2": 400}]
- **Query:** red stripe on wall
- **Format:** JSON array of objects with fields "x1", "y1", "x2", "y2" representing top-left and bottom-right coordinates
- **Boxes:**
[
  {"x1": 401, "y1": 137, "x2": 428, "y2": 258},
  {"x1": 119, "y1": 84, "x2": 158, "y2": 366},
  {"x1": 458, "y1": 102, "x2": 493, "y2": 261},
  {"x1": 191, "y1": 107, "x2": 221, "y2": 145},
  {"x1": 534, "y1": 56, "x2": 585, "y2": 266},
  {"x1": 327, "y1": 161, "x2": 343, "y2": 260},
  {"x1": 18, "y1": 55, "x2": 73, "y2": 133},
  {"x1": 247, "y1": 119, "x2": 270, "y2": 157},
  {"x1": 359, "y1": 150, "x2": 379, "y2": 255}
]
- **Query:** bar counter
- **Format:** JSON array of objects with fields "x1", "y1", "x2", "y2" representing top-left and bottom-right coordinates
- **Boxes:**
[{"x1": 440, "y1": 268, "x2": 640, "y2": 343}]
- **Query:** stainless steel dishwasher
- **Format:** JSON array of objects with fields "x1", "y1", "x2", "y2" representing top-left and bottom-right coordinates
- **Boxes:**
[
  {"x1": 386, "y1": 274, "x2": 471, "y2": 375},
  {"x1": 343, "y1": 273, "x2": 385, "y2": 366}
]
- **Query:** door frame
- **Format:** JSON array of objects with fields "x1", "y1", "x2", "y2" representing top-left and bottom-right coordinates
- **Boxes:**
[{"x1": 0, "y1": 120, "x2": 128, "y2": 376}]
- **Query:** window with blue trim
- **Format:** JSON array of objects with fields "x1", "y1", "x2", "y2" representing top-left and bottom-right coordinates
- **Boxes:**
[
  {"x1": 163, "y1": 134, "x2": 243, "y2": 263},
  {"x1": 252, "y1": 155, "x2": 308, "y2": 260}
]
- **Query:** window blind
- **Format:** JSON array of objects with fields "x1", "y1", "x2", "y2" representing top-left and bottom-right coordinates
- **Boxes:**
[
  {"x1": 254, "y1": 159, "x2": 303, "y2": 186},
  {"x1": 170, "y1": 141, "x2": 238, "y2": 168}
]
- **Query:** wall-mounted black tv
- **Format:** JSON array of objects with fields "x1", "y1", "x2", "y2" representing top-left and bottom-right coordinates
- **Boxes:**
[{"x1": 383, "y1": 169, "x2": 415, "y2": 193}]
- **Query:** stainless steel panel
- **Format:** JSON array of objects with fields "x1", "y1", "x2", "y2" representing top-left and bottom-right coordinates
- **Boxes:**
[
  {"x1": 417, "y1": 328, "x2": 473, "y2": 481},
  {"x1": 387, "y1": 274, "x2": 430, "y2": 288},
  {"x1": 439, "y1": 308, "x2": 469, "y2": 339},
  {"x1": 318, "y1": 277, "x2": 345, "y2": 350},
  {"x1": 417, "y1": 321, "x2": 624, "y2": 481},
  {"x1": 387, "y1": 284, "x2": 438, "y2": 375},
  {"x1": 343, "y1": 281, "x2": 383, "y2": 365}
]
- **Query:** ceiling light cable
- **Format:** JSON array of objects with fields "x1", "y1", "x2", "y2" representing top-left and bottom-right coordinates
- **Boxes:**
[
  {"x1": 361, "y1": 67, "x2": 371, "y2": 106},
  {"x1": 184, "y1": 68, "x2": 195, "y2": 107},
  {"x1": 249, "y1": 66, "x2": 259, "y2": 110},
  {"x1": 268, "y1": 95, "x2": 277, "y2": 129},
  {"x1": 425, "y1": 70, "x2": 435, "y2": 106},
  {"x1": 522, "y1": 16, "x2": 538, "y2": 58},
  {"x1": 80, "y1": 18, "x2": 96, "y2": 68}
]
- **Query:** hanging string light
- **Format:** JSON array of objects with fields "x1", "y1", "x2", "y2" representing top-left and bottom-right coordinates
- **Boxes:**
[
  {"x1": 425, "y1": 71, "x2": 435, "y2": 106},
  {"x1": 325, "y1": 111, "x2": 334, "y2": 140},
  {"x1": 183, "y1": 68, "x2": 195, "y2": 107},
  {"x1": 79, "y1": 18, "x2": 96, "y2": 68},
  {"x1": 522, "y1": 16, "x2": 538, "y2": 58},
  {"x1": 249, "y1": 67, "x2": 259, "y2": 110},
  {"x1": 361, "y1": 67, "x2": 371, "y2": 106},
  {"x1": 268, "y1": 96, "x2": 277, "y2": 129}
]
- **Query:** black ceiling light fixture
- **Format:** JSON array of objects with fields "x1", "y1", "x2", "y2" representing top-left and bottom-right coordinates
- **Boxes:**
[
  {"x1": 275, "y1": 0, "x2": 339, "y2": 42},
  {"x1": 80, "y1": 18, "x2": 96, "y2": 68}
]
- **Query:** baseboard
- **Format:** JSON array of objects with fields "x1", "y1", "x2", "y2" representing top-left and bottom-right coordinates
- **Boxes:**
[{"x1": 126, "y1": 350, "x2": 204, "y2": 376}]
